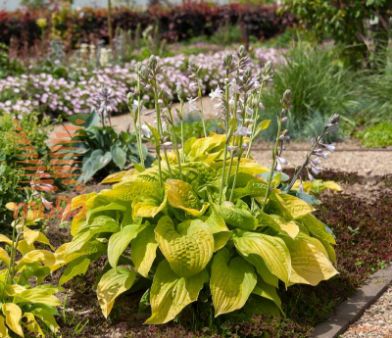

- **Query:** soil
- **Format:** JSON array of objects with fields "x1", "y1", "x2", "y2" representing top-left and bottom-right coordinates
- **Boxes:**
[{"x1": 46, "y1": 170, "x2": 392, "y2": 338}]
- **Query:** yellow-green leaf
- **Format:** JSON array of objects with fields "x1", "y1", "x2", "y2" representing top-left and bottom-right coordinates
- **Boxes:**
[
  {"x1": 299, "y1": 214, "x2": 336, "y2": 244},
  {"x1": 285, "y1": 234, "x2": 338, "y2": 286},
  {"x1": 23, "y1": 313, "x2": 44, "y2": 338},
  {"x1": 252, "y1": 280, "x2": 282, "y2": 313},
  {"x1": 59, "y1": 257, "x2": 91, "y2": 285},
  {"x1": 0, "y1": 248, "x2": 10, "y2": 267},
  {"x1": 17, "y1": 250, "x2": 55, "y2": 269},
  {"x1": 165, "y1": 179, "x2": 208, "y2": 216},
  {"x1": 233, "y1": 231, "x2": 291, "y2": 285},
  {"x1": 108, "y1": 224, "x2": 145, "y2": 268},
  {"x1": 131, "y1": 225, "x2": 158, "y2": 278},
  {"x1": 210, "y1": 249, "x2": 257, "y2": 317},
  {"x1": 0, "y1": 234, "x2": 12, "y2": 246},
  {"x1": 155, "y1": 216, "x2": 214, "y2": 277},
  {"x1": 2, "y1": 303, "x2": 24, "y2": 337},
  {"x1": 23, "y1": 228, "x2": 53, "y2": 249},
  {"x1": 146, "y1": 260, "x2": 208, "y2": 324},
  {"x1": 271, "y1": 192, "x2": 314, "y2": 219},
  {"x1": 97, "y1": 266, "x2": 137, "y2": 318},
  {"x1": 0, "y1": 315, "x2": 8, "y2": 337},
  {"x1": 7, "y1": 285, "x2": 60, "y2": 307},
  {"x1": 132, "y1": 195, "x2": 167, "y2": 219},
  {"x1": 259, "y1": 212, "x2": 299, "y2": 239},
  {"x1": 215, "y1": 202, "x2": 258, "y2": 230},
  {"x1": 205, "y1": 208, "x2": 231, "y2": 251}
]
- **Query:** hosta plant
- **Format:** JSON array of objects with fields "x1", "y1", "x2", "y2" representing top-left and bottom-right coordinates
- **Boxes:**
[
  {"x1": 0, "y1": 204, "x2": 60, "y2": 337},
  {"x1": 55, "y1": 47, "x2": 339, "y2": 325}
]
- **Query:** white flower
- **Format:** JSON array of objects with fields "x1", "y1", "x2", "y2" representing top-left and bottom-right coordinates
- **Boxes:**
[
  {"x1": 209, "y1": 87, "x2": 222, "y2": 101},
  {"x1": 141, "y1": 124, "x2": 152, "y2": 138},
  {"x1": 234, "y1": 125, "x2": 252, "y2": 137},
  {"x1": 186, "y1": 97, "x2": 198, "y2": 113}
]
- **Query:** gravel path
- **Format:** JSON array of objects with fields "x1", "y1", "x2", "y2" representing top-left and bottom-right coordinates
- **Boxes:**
[{"x1": 342, "y1": 284, "x2": 392, "y2": 338}]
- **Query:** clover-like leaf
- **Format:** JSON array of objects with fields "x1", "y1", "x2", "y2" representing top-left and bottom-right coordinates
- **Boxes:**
[
  {"x1": 155, "y1": 216, "x2": 214, "y2": 277},
  {"x1": 210, "y1": 248, "x2": 257, "y2": 317}
]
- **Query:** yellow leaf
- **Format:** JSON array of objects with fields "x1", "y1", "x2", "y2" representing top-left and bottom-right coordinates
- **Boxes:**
[
  {"x1": 2, "y1": 303, "x2": 24, "y2": 337},
  {"x1": 17, "y1": 250, "x2": 55, "y2": 268},
  {"x1": 23, "y1": 228, "x2": 53, "y2": 249},
  {"x1": 0, "y1": 235, "x2": 12, "y2": 246},
  {"x1": 271, "y1": 192, "x2": 314, "y2": 219},
  {"x1": 23, "y1": 313, "x2": 44, "y2": 338},
  {"x1": 0, "y1": 248, "x2": 10, "y2": 267},
  {"x1": 0, "y1": 315, "x2": 8, "y2": 337}
]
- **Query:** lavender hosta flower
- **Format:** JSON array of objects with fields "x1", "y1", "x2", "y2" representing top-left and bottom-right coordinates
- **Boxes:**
[
  {"x1": 141, "y1": 124, "x2": 152, "y2": 138},
  {"x1": 234, "y1": 125, "x2": 252, "y2": 137},
  {"x1": 186, "y1": 97, "x2": 198, "y2": 113}
]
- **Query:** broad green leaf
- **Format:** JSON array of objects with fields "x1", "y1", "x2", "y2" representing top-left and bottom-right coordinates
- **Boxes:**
[
  {"x1": 210, "y1": 249, "x2": 257, "y2": 317},
  {"x1": 111, "y1": 144, "x2": 127, "y2": 169},
  {"x1": 131, "y1": 225, "x2": 158, "y2": 278},
  {"x1": 230, "y1": 177, "x2": 267, "y2": 200},
  {"x1": 155, "y1": 216, "x2": 214, "y2": 277},
  {"x1": 0, "y1": 248, "x2": 10, "y2": 267},
  {"x1": 259, "y1": 212, "x2": 299, "y2": 239},
  {"x1": 205, "y1": 208, "x2": 231, "y2": 251},
  {"x1": 79, "y1": 149, "x2": 112, "y2": 183},
  {"x1": 285, "y1": 234, "x2": 338, "y2": 286},
  {"x1": 252, "y1": 280, "x2": 282, "y2": 313},
  {"x1": 146, "y1": 260, "x2": 208, "y2": 324},
  {"x1": 108, "y1": 224, "x2": 145, "y2": 268},
  {"x1": 233, "y1": 231, "x2": 291, "y2": 285},
  {"x1": 165, "y1": 179, "x2": 209, "y2": 216},
  {"x1": 215, "y1": 202, "x2": 258, "y2": 230},
  {"x1": 2, "y1": 303, "x2": 23, "y2": 337},
  {"x1": 97, "y1": 266, "x2": 137, "y2": 318},
  {"x1": 59, "y1": 257, "x2": 91, "y2": 285},
  {"x1": 0, "y1": 315, "x2": 8, "y2": 337},
  {"x1": 254, "y1": 119, "x2": 271, "y2": 137},
  {"x1": 7, "y1": 285, "x2": 60, "y2": 307},
  {"x1": 271, "y1": 192, "x2": 314, "y2": 219},
  {"x1": 23, "y1": 313, "x2": 44, "y2": 338},
  {"x1": 299, "y1": 214, "x2": 336, "y2": 244},
  {"x1": 30, "y1": 305, "x2": 59, "y2": 334}
]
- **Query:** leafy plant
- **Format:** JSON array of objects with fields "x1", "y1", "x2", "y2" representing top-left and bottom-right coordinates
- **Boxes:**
[
  {"x1": 0, "y1": 205, "x2": 60, "y2": 337},
  {"x1": 0, "y1": 43, "x2": 24, "y2": 79},
  {"x1": 62, "y1": 111, "x2": 153, "y2": 183},
  {"x1": 54, "y1": 48, "x2": 338, "y2": 326},
  {"x1": 261, "y1": 43, "x2": 352, "y2": 140},
  {"x1": 357, "y1": 122, "x2": 392, "y2": 148}
]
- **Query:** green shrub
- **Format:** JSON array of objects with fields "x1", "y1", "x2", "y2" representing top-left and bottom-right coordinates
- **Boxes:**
[
  {"x1": 261, "y1": 43, "x2": 352, "y2": 140},
  {"x1": 0, "y1": 43, "x2": 24, "y2": 79},
  {"x1": 358, "y1": 122, "x2": 392, "y2": 148}
]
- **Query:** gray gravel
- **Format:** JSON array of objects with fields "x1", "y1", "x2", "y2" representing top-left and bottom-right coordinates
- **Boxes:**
[{"x1": 342, "y1": 285, "x2": 392, "y2": 338}]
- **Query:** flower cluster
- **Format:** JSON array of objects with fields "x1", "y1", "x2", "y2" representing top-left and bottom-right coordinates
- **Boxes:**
[{"x1": 0, "y1": 48, "x2": 284, "y2": 118}]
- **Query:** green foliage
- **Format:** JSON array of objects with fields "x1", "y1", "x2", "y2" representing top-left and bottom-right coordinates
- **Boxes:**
[
  {"x1": 357, "y1": 122, "x2": 392, "y2": 148},
  {"x1": 64, "y1": 112, "x2": 153, "y2": 183},
  {"x1": 54, "y1": 134, "x2": 337, "y2": 324},
  {"x1": 261, "y1": 43, "x2": 352, "y2": 140},
  {"x1": 0, "y1": 44, "x2": 24, "y2": 79},
  {"x1": 284, "y1": 0, "x2": 391, "y2": 67},
  {"x1": 0, "y1": 217, "x2": 60, "y2": 337}
]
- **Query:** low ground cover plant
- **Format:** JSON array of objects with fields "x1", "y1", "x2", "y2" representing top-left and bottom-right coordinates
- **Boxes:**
[
  {"x1": 53, "y1": 48, "x2": 339, "y2": 327},
  {"x1": 357, "y1": 122, "x2": 392, "y2": 148}
]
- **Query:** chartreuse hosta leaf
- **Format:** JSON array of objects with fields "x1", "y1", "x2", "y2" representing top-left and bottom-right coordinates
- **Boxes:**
[
  {"x1": 205, "y1": 207, "x2": 231, "y2": 252},
  {"x1": 252, "y1": 279, "x2": 283, "y2": 314},
  {"x1": 284, "y1": 233, "x2": 338, "y2": 286},
  {"x1": 97, "y1": 266, "x2": 137, "y2": 318},
  {"x1": 146, "y1": 260, "x2": 208, "y2": 324},
  {"x1": 271, "y1": 192, "x2": 315, "y2": 219},
  {"x1": 59, "y1": 257, "x2": 91, "y2": 285},
  {"x1": 155, "y1": 216, "x2": 214, "y2": 277},
  {"x1": 107, "y1": 223, "x2": 146, "y2": 268},
  {"x1": 233, "y1": 231, "x2": 291, "y2": 286},
  {"x1": 215, "y1": 202, "x2": 258, "y2": 231},
  {"x1": 131, "y1": 225, "x2": 158, "y2": 277},
  {"x1": 23, "y1": 312, "x2": 45, "y2": 337},
  {"x1": 6, "y1": 284, "x2": 60, "y2": 307},
  {"x1": 2, "y1": 303, "x2": 23, "y2": 337},
  {"x1": 210, "y1": 248, "x2": 257, "y2": 317},
  {"x1": 165, "y1": 179, "x2": 209, "y2": 216},
  {"x1": 186, "y1": 134, "x2": 225, "y2": 162},
  {"x1": 0, "y1": 316, "x2": 8, "y2": 337},
  {"x1": 258, "y1": 212, "x2": 299, "y2": 239}
]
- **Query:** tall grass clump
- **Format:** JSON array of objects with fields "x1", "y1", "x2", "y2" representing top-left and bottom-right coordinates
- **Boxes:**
[{"x1": 261, "y1": 43, "x2": 353, "y2": 140}]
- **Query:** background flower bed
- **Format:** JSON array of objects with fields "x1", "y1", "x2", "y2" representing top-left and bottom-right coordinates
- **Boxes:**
[{"x1": 0, "y1": 3, "x2": 293, "y2": 48}]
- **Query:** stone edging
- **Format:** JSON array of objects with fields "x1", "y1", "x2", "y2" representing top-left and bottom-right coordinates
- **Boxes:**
[{"x1": 311, "y1": 264, "x2": 392, "y2": 338}]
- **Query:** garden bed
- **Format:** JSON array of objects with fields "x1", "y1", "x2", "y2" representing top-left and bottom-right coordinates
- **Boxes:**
[{"x1": 47, "y1": 169, "x2": 392, "y2": 337}]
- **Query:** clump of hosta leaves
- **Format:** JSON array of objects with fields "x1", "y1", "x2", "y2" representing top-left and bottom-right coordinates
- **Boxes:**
[
  {"x1": 0, "y1": 204, "x2": 60, "y2": 337},
  {"x1": 55, "y1": 46, "x2": 339, "y2": 325}
]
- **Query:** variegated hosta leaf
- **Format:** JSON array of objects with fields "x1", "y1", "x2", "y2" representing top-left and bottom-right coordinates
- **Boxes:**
[
  {"x1": 23, "y1": 227, "x2": 54, "y2": 249},
  {"x1": 59, "y1": 257, "x2": 91, "y2": 285},
  {"x1": 205, "y1": 208, "x2": 232, "y2": 252},
  {"x1": 6, "y1": 285, "x2": 60, "y2": 307},
  {"x1": 146, "y1": 260, "x2": 208, "y2": 324},
  {"x1": 2, "y1": 303, "x2": 24, "y2": 337},
  {"x1": 17, "y1": 250, "x2": 55, "y2": 269},
  {"x1": 258, "y1": 212, "x2": 299, "y2": 239},
  {"x1": 284, "y1": 233, "x2": 338, "y2": 286},
  {"x1": 23, "y1": 312, "x2": 44, "y2": 338},
  {"x1": 299, "y1": 214, "x2": 336, "y2": 244},
  {"x1": 233, "y1": 231, "x2": 291, "y2": 285},
  {"x1": 210, "y1": 248, "x2": 257, "y2": 317},
  {"x1": 165, "y1": 179, "x2": 209, "y2": 217},
  {"x1": 271, "y1": 192, "x2": 314, "y2": 219},
  {"x1": 131, "y1": 225, "x2": 159, "y2": 278},
  {"x1": 252, "y1": 280, "x2": 282, "y2": 313},
  {"x1": 215, "y1": 202, "x2": 258, "y2": 230},
  {"x1": 107, "y1": 223, "x2": 146, "y2": 268},
  {"x1": 155, "y1": 216, "x2": 214, "y2": 277},
  {"x1": 132, "y1": 195, "x2": 167, "y2": 219},
  {"x1": 97, "y1": 266, "x2": 137, "y2": 318}
]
